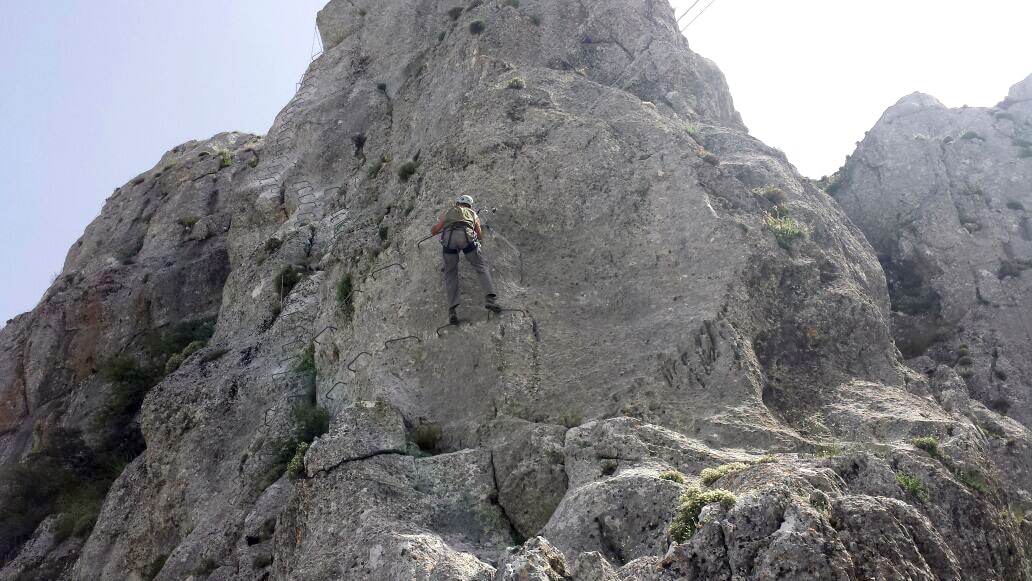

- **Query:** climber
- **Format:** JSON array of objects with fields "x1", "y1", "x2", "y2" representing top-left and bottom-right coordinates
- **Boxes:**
[{"x1": 431, "y1": 195, "x2": 501, "y2": 324}]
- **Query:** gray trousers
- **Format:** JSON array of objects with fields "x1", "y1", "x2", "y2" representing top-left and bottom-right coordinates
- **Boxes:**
[{"x1": 442, "y1": 228, "x2": 496, "y2": 309}]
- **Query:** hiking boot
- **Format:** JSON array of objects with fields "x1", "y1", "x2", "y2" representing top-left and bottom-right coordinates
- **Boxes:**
[
  {"x1": 449, "y1": 307, "x2": 459, "y2": 325},
  {"x1": 485, "y1": 294, "x2": 502, "y2": 314}
]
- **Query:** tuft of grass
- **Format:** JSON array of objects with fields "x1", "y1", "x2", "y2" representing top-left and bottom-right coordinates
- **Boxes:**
[
  {"x1": 142, "y1": 554, "x2": 169, "y2": 581},
  {"x1": 177, "y1": 216, "x2": 201, "y2": 228},
  {"x1": 896, "y1": 470, "x2": 930, "y2": 503},
  {"x1": 754, "y1": 454, "x2": 779, "y2": 464},
  {"x1": 753, "y1": 185, "x2": 789, "y2": 207},
  {"x1": 955, "y1": 468, "x2": 991, "y2": 495},
  {"x1": 508, "y1": 77, "x2": 526, "y2": 90},
  {"x1": 397, "y1": 160, "x2": 420, "y2": 182},
  {"x1": 379, "y1": 225, "x2": 390, "y2": 242},
  {"x1": 911, "y1": 436, "x2": 942, "y2": 460},
  {"x1": 274, "y1": 265, "x2": 304, "y2": 298},
  {"x1": 765, "y1": 211, "x2": 806, "y2": 246},
  {"x1": 469, "y1": 20, "x2": 486, "y2": 34},
  {"x1": 814, "y1": 443, "x2": 843, "y2": 458},
  {"x1": 286, "y1": 441, "x2": 310, "y2": 479},
  {"x1": 368, "y1": 156, "x2": 388, "y2": 179},
  {"x1": 215, "y1": 148, "x2": 234, "y2": 169},
  {"x1": 336, "y1": 273, "x2": 355, "y2": 319},
  {"x1": 957, "y1": 355, "x2": 974, "y2": 366},
  {"x1": 700, "y1": 462, "x2": 748, "y2": 486},
  {"x1": 658, "y1": 470, "x2": 686, "y2": 484},
  {"x1": 294, "y1": 342, "x2": 316, "y2": 379},
  {"x1": 668, "y1": 486, "x2": 736, "y2": 543}
]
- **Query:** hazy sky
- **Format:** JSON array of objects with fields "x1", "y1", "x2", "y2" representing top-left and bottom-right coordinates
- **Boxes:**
[{"x1": 1, "y1": 1, "x2": 1029, "y2": 324}]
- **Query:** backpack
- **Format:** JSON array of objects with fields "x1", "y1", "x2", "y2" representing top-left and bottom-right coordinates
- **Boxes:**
[{"x1": 443, "y1": 205, "x2": 477, "y2": 230}]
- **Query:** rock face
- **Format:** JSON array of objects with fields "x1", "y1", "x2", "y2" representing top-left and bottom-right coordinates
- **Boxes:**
[{"x1": 1, "y1": 1, "x2": 1031, "y2": 579}]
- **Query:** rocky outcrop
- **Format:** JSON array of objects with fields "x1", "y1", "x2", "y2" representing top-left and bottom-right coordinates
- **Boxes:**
[
  {"x1": 1, "y1": 0, "x2": 1031, "y2": 579},
  {"x1": 833, "y1": 76, "x2": 1032, "y2": 427}
]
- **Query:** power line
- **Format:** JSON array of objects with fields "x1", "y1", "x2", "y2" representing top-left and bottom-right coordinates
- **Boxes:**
[
  {"x1": 681, "y1": 0, "x2": 720, "y2": 31},
  {"x1": 676, "y1": 0, "x2": 704, "y2": 23}
]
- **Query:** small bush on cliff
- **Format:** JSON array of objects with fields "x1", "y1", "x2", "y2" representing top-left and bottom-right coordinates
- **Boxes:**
[
  {"x1": 336, "y1": 273, "x2": 355, "y2": 319},
  {"x1": 896, "y1": 470, "x2": 929, "y2": 503},
  {"x1": 215, "y1": 148, "x2": 233, "y2": 169},
  {"x1": 274, "y1": 265, "x2": 304, "y2": 298},
  {"x1": 911, "y1": 436, "x2": 943, "y2": 460},
  {"x1": 669, "y1": 486, "x2": 736, "y2": 543},
  {"x1": 397, "y1": 160, "x2": 420, "y2": 182},
  {"x1": 700, "y1": 462, "x2": 748, "y2": 486},
  {"x1": 286, "y1": 442, "x2": 310, "y2": 479},
  {"x1": 955, "y1": 467, "x2": 991, "y2": 495},
  {"x1": 368, "y1": 156, "x2": 387, "y2": 179},
  {"x1": 753, "y1": 185, "x2": 789, "y2": 207},
  {"x1": 659, "y1": 470, "x2": 686, "y2": 484},
  {"x1": 469, "y1": 20, "x2": 486, "y2": 34},
  {"x1": 447, "y1": 7, "x2": 464, "y2": 20},
  {"x1": 765, "y1": 211, "x2": 805, "y2": 246}
]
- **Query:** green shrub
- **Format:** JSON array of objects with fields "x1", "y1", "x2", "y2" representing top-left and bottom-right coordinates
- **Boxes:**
[
  {"x1": 286, "y1": 441, "x2": 310, "y2": 479},
  {"x1": 337, "y1": 273, "x2": 355, "y2": 318},
  {"x1": 814, "y1": 443, "x2": 843, "y2": 458},
  {"x1": 274, "y1": 266, "x2": 304, "y2": 298},
  {"x1": 508, "y1": 77, "x2": 526, "y2": 90},
  {"x1": 754, "y1": 454, "x2": 779, "y2": 464},
  {"x1": 215, "y1": 148, "x2": 233, "y2": 169},
  {"x1": 700, "y1": 462, "x2": 748, "y2": 486},
  {"x1": 658, "y1": 470, "x2": 686, "y2": 484},
  {"x1": 292, "y1": 401, "x2": 329, "y2": 443},
  {"x1": 368, "y1": 156, "x2": 387, "y2": 179},
  {"x1": 54, "y1": 479, "x2": 110, "y2": 542},
  {"x1": 765, "y1": 212, "x2": 805, "y2": 245},
  {"x1": 155, "y1": 319, "x2": 215, "y2": 357},
  {"x1": 896, "y1": 470, "x2": 929, "y2": 503},
  {"x1": 294, "y1": 343, "x2": 316, "y2": 379},
  {"x1": 182, "y1": 340, "x2": 207, "y2": 358},
  {"x1": 164, "y1": 353, "x2": 186, "y2": 375},
  {"x1": 753, "y1": 186, "x2": 789, "y2": 207},
  {"x1": 264, "y1": 238, "x2": 282, "y2": 254},
  {"x1": 397, "y1": 160, "x2": 420, "y2": 182},
  {"x1": 911, "y1": 436, "x2": 942, "y2": 460},
  {"x1": 957, "y1": 355, "x2": 974, "y2": 366},
  {"x1": 177, "y1": 216, "x2": 201, "y2": 228},
  {"x1": 469, "y1": 20, "x2": 486, "y2": 34},
  {"x1": 379, "y1": 225, "x2": 390, "y2": 241},
  {"x1": 955, "y1": 468, "x2": 990, "y2": 494},
  {"x1": 668, "y1": 486, "x2": 736, "y2": 543},
  {"x1": 447, "y1": 6, "x2": 464, "y2": 20},
  {"x1": 142, "y1": 554, "x2": 169, "y2": 581}
]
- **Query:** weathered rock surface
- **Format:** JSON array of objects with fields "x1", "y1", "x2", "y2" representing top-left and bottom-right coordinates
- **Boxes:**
[
  {"x1": 1, "y1": 0, "x2": 1031, "y2": 579},
  {"x1": 833, "y1": 76, "x2": 1032, "y2": 431}
]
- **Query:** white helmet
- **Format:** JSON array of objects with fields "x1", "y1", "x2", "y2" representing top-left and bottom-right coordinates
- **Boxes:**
[{"x1": 456, "y1": 195, "x2": 474, "y2": 207}]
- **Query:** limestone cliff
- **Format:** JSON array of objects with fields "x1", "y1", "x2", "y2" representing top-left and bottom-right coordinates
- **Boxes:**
[{"x1": 1, "y1": 1, "x2": 1030, "y2": 580}]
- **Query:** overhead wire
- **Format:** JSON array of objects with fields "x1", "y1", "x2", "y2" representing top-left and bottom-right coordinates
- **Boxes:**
[
  {"x1": 675, "y1": 0, "x2": 704, "y2": 23},
  {"x1": 681, "y1": 0, "x2": 721, "y2": 32}
]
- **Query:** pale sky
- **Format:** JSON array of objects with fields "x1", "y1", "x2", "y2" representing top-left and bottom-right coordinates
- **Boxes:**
[{"x1": 1, "y1": 1, "x2": 1029, "y2": 324}]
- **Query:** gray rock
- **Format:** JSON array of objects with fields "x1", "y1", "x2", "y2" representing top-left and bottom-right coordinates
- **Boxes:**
[{"x1": 0, "y1": 0, "x2": 1030, "y2": 579}]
